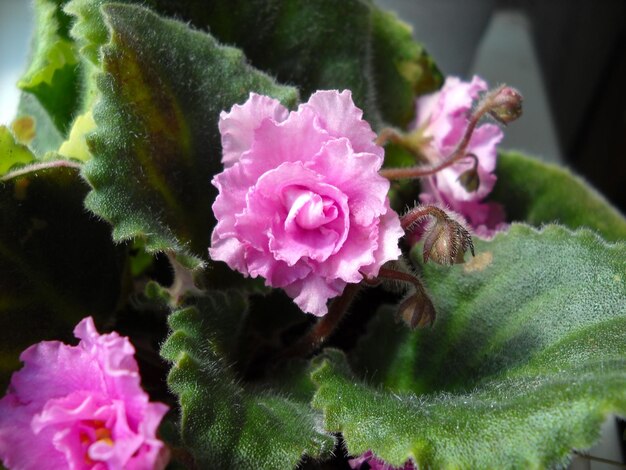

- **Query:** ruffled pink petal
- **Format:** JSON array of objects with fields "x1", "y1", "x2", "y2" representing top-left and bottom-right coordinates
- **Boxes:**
[
  {"x1": 315, "y1": 221, "x2": 377, "y2": 284},
  {"x1": 361, "y1": 202, "x2": 404, "y2": 278},
  {"x1": 240, "y1": 106, "x2": 331, "y2": 176},
  {"x1": 238, "y1": 162, "x2": 350, "y2": 265},
  {"x1": 11, "y1": 340, "x2": 103, "y2": 406},
  {"x1": 0, "y1": 317, "x2": 169, "y2": 470},
  {"x1": 0, "y1": 394, "x2": 66, "y2": 470},
  {"x1": 284, "y1": 274, "x2": 346, "y2": 316},
  {"x1": 427, "y1": 76, "x2": 488, "y2": 153},
  {"x1": 246, "y1": 250, "x2": 311, "y2": 288},
  {"x1": 303, "y1": 90, "x2": 383, "y2": 158},
  {"x1": 310, "y1": 138, "x2": 389, "y2": 226},
  {"x1": 209, "y1": 236, "x2": 248, "y2": 274},
  {"x1": 219, "y1": 93, "x2": 288, "y2": 168}
]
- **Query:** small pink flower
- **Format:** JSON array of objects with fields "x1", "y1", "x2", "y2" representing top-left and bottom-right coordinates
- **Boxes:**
[
  {"x1": 0, "y1": 317, "x2": 169, "y2": 470},
  {"x1": 349, "y1": 450, "x2": 415, "y2": 470},
  {"x1": 415, "y1": 76, "x2": 508, "y2": 238},
  {"x1": 210, "y1": 91, "x2": 403, "y2": 315}
]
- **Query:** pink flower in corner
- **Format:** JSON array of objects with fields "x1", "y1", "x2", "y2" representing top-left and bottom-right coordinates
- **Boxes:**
[
  {"x1": 210, "y1": 91, "x2": 403, "y2": 316},
  {"x1": 415, "y1": 76, "x2": 508, "y2": 238},
  {"x1": 0, "y1": 317, "x2": 169, "y2": 470},
  {"x1": 349, "y1": 450, "x2": 415, "y2": 470}
]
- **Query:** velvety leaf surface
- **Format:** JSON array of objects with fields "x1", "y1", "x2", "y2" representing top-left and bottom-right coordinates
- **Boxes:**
[
  {"x1": 160, "y1": 291, "x2": 334, "y2": 469},
  {"x1": 66, "y1": 0, "x2": 440, "y2": 129},
  {"x1": 81, "y1": 4, "x2": 298, "y2": 266},
  {"x1": 313, "y1": 224, "x2": 626, "y2": 468},
  {"x1": 493, "y1": 151, "x2": 626, "y2": 242},
  {"x1": 19, "y1": 0, "x2": 79, "y2": 134},
  {"x1": 370, "y1": 8, "x2": 442, "y2": 127},
  {"x1": 0, "y1": 152, "x2": 126, "y2": 390}
]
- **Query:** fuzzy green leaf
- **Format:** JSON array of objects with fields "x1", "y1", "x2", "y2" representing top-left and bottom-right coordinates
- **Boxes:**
[
  {"x1": 18, "y1": 0, "x2": 80, "y2": 134},
  {"x1": 0, "y1": 157, "x2": 126, "y2": 389},
  {"x1": 160, "y1": 291, "x2": 334, "y2": 469},
  {"x1": 313, "y1": 224, "x2": 626, "y2": 468},
  {"x1": 370, "y1": 8, "x2": 442, "y2": 127},
  {"x1": 81, "y1": 4, "x2": 298, "y2": 267},
  {"x1": 65, "y1": 0, "x2": 440, "y2": 129},
  {"x1": 493, "y1": 150, "x2": 626, "y2": 242}
]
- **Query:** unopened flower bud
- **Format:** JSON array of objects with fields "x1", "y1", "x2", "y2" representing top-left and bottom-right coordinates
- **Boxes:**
[
  {"x1": 488, "y1": 86, "x2": 522, "y2": 124},
  {"x1": 398, "y1": 290, "x2": 436, "y2": 328},
  {"x1": 457, "y1": 167, "x2": 480, "y2": 192},
  {"x1": 423, "y1": 216, "x2": 475, "y2": 265}
]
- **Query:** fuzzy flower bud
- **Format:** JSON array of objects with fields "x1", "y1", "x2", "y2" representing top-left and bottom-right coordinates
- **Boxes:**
[
  {"x1": 488, "y1": 85, "x2": 523, "y2": 125},
  {"x1": 423, "y1": 215, "x2": 475, "y2": 265}
]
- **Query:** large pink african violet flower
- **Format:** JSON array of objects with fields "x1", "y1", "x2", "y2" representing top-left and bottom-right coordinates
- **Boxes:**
[
  {"x1": 210, "y1": 91, "x2": 403, "y2": 315},
  {"x1": 415, "y1": 76, "x2": 508, "y2": 238},
  {"x1": 0, "y1": 317, "x2": 169, "y2": 470}
]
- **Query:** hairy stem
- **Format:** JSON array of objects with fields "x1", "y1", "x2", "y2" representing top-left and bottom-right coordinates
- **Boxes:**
[
  {"x1": 379, "y1": 90, "x2": 495, "y2": 181},
  {"x1": 283, "y1": 283, "x2": 360, "y2": 357},
  {"x1": 0, "y1": 159, "x2": 82, "y2": 182},
  {"x1": 400, "y1": 205, "x2": 448, "y2": 231}
]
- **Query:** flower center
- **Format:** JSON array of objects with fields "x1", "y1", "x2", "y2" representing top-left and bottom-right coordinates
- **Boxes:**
[
  {"x1": 283, "y1": 186, "x2": 338, "y2": 231},
  {"x1": 79, "y1": 420, "x2": 114, "y2": 465}
]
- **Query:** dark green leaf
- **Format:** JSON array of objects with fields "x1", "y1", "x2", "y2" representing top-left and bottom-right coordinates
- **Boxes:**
[
  {"x1": 370, "y1": 8, "x2": 442, "y2": 127},
  {"x1": 313, "y1": 224, "x2": 626, "y2": 468},
  {"x1": 81, "y1": 4, "x2": 298, "y2": 267},
  {"x1": 160, "y1": 291, "x2": 334, "y2": 469},
  {"x1": 493, "y1": 150, "x2": 626, "y2": 242},
  {"x1": 66, "y1": 0, "x2": 440, "y2": 129},
  {"x1": 0, "y1": 160, "x2": 126, "y2": 390}
]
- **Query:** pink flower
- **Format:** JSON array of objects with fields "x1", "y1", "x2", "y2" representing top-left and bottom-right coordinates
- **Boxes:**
[
  {"x1": 349, "y1": 450, "x2": 415, "y2": 470},
  {"x1": 0, "y1": 317, "x2": 169, "y2": 470},
  {"x1": 415, "y1": 76, "x2": 508, "y2": 238},
  {"x1": 210, "y1": 91, "x2": 403, "y2": 315}
]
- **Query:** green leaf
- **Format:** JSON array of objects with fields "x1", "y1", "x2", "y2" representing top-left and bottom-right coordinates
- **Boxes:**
[
  {"x1": 81, "y1": 4, "x2": 298, "y2": 267},
  {"x1": 15, "y1": 92, "x2": 65, "y2": 157},
  {"x1": 493, "y1": 150, "x2": 626, "y2": 242},
  {"x1": 65, "y1": 0, "x2": 440, "y2": 129},
  {"x1": 370, "y1": 8, "x2": 442, "y2": 127},
  {"x1": 313, "y1": 224, "x2": 626, "y2": 468},
  {"x1": 57, "y1": 110, "x2": 96, "y2": 162},
  {"x1": 160, "y1": 291, "x2": 334, "y2": 469},
  {"x1": 0, "y1": 127, "x2": 35, "y2": 176},
  {"x1": 0, "y1": 162, "x2": 126, "y2": 390},
  {"x1": 18, "y1": 0, "x2": 80, "y2": 134}
]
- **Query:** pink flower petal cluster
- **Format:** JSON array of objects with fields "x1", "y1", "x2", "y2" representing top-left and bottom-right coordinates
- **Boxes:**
[
  {"x1": 0, "y1": 317, "x2": 169, "y2": 470},
  {"x1": 210, "y1": 91, "x2": 403, "y2": 316},
  {"x1": 415, "y1": 76, "x2": 508, "y2": 238},
  {"x1": 349, "y1": 450, "x2": 415, "y2": 470}
]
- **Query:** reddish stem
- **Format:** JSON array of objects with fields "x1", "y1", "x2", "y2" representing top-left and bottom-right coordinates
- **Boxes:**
[
  {"x1": 1, "y1": 159, "x2": 82, "y2": 182},
  {"x1": 283, "y1": 283, "x2": 360, "y2": 357},
  {"x1": 379, "y1": 91, "x2": 494, "y2": 181},
  {"x1": 400, "y1": 205, "x2": 448, "y2": 231}
]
